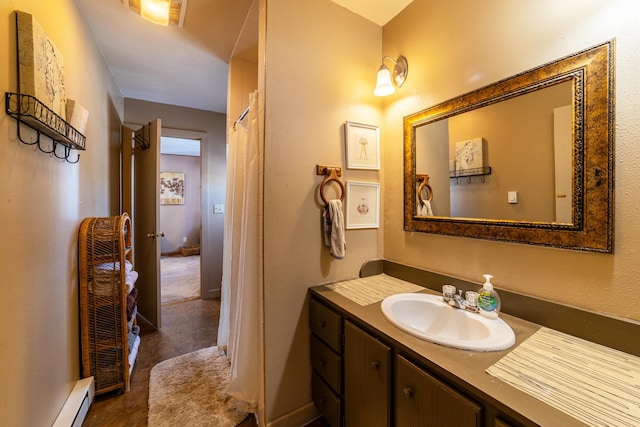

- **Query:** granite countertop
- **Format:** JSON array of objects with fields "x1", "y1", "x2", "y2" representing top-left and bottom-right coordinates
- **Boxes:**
[{"x1": 310, "y1": 277, "x2": 589, "y2": 427}]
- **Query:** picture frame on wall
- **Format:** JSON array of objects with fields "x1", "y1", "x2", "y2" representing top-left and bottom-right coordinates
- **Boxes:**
[
  {"x1": 345, "y1": 121, "x2": 380, "y2": 170},
  {"x1": 160, "y1": 172, "x2": 185, "y2": 205},
  {"x1": 346, "y1": 181, "x2": 380, "y2": 229}
]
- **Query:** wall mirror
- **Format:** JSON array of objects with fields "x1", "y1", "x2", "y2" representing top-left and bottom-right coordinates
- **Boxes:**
[{"x1": 404, "y1": 41, "x2": 614, "y2": 252}]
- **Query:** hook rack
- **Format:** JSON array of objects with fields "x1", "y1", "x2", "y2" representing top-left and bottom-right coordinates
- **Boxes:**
[
  {"x1": 134, "y1": 126, "x2": 151, "y2": 151},
  {"x1": 416, "y1": 174, "x2": 433, "y2": 206},
  {"x1": 316, "y1": 165, "x2": 345, "y2": 204},
  {"x1": 449, "y1": 166, "x2": 492, "y2": 184},
  {"x1": 5, "y1": 92, "x2": 85, "y2": 163}
]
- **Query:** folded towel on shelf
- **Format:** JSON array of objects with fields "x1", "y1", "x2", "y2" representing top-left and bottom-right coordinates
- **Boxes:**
[
  {"x1": 125, "y1": 270, "x2": 138, "y2": 294},
  {"x1": 322, "y1": 199, "x2": 346, "y2": 259}
]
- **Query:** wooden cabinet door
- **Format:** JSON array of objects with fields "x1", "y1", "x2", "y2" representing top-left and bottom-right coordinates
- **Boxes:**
[
  {"x1": 344, "y1": 320, "x2": 391, "y2": 427},
  {"x1": 395, "y1": 355, "x2": 482, "y2": 427}
]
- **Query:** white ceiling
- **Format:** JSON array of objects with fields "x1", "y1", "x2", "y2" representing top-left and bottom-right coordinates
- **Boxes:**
[
  {"x1": 75, "y1": 0, "x2": 412, "y2": 114},
  {"x1": 330, "y1": 0, "x2": 413, "y2": 26}
]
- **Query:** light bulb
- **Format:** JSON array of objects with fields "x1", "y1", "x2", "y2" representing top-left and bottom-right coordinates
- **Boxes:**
[
  {"x1": 374, "y1": 64, "x2": 395, "y2": 96},
  {"x1": 140, "y1": 0, "x2": 171, "y2": 26}
]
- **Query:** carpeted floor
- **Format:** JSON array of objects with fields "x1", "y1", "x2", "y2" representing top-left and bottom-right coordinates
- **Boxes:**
[
  {"x1": 148, "y1": 346, "x2": 248, "y2": 426},
  {"x1": 161, "y1": 255, "x2": 200, "y2": 303}
]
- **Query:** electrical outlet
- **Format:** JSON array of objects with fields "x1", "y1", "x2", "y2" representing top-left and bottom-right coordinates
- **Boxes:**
[{"x1": 214, "y1": 204, "x2": 224, "y2": 214}]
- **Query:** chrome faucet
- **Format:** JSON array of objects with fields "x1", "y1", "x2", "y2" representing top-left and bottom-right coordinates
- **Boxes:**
[
  {"x1": 451, "y1": 290, "x2": 466, "y2": 309},
  {"x1": 442, "y1": 285, "x2": 479, "y2": 312}
]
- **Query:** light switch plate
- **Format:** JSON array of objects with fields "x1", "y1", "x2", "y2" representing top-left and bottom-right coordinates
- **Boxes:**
[
  {"x1": 508, "y1": 191, "x2": 518, "y2": 204},
  {"x1": 214, "y1": 204, "x2": 224, "y2": 213}
]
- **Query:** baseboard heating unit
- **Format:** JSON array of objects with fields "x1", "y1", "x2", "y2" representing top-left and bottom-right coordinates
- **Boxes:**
[{"x1": 53, "y1": 377, "x2": 95, "y2": 427}]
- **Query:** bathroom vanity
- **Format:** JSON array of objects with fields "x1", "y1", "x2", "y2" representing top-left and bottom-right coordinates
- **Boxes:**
[{"x1": 309, "y1": 261, "x2": 640, "y2": 427}]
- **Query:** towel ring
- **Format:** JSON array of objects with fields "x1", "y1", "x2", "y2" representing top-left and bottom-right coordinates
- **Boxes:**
[
  {"x1": 416, "y1": 174, "x2": 433, "y2": 206},
  {"x1": 318, "y1": 166, "x2": 345, "y2": 205}
]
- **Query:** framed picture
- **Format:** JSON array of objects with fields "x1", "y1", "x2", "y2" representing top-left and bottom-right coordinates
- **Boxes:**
[
  {"x1": 160, "y1": 172, "x2": 185, "y2": 205},
  {"x1": 346, "y1": 181, "x2": 380, "y2": 229},
  {"x1": 345, "y1": 121, "x2": 380, "y2": 170},
  {"x1": 16, "y1": 11, "x2": 66, "y2": 117}
]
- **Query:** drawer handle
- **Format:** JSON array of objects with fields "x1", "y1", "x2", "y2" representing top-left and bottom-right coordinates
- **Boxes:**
[
  {"x1": 320, "y1": 357, "x2": 326, "y2": 367},
  {"x1": 319, "y1": 320, "x2": 327, "y2": 328},
  {"x1": 371, "y1": 360, "x2": 380, "y2": 370},
  {"x1": 403, "y1": 387, "x2": 414, "y2": 398},
  {"x1": 319, "y1": 396, "x2": 327, "y2": 405}
]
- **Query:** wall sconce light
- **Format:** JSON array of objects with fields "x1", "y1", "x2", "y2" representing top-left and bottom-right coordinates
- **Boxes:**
[
  {"x1": 122, "y1": 0, "x2": 188, "y2": 27},
  {"x1": 374, "y1": 55, "x2": 408, "y2": 96}
]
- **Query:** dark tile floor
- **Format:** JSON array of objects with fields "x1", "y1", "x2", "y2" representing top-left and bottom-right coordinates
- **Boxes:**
[
  {"x1": 83, "y1": 297, "x2": 329, "y2": 427},
  {"x1": 83, "y1": 298, "x2": 219, "y2": 427}
]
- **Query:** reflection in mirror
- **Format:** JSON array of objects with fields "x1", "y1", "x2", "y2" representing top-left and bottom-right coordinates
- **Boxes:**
[
  {"x1": 415, "y1": 80, "x2": 573, "y2": 223},
  {"x1": 404, "y1": 41, "x2": 615, "y2": 252}
]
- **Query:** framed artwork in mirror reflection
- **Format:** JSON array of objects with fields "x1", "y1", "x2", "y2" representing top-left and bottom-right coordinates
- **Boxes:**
[{"x1": 345, "y1": 121, "x2": 380, "y2": 170}]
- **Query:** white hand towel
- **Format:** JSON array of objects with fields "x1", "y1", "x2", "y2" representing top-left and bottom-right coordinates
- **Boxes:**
[
  {"x1": 323, "y1": 199, "x2": 346, "y2": 259},
  {"x1": 421, "y1": 200, "x2": 434, "y2": 216}
]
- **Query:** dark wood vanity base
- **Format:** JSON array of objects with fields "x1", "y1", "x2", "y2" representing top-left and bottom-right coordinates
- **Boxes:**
[{"x1": 309, "y1": 260, "x2": 640, "y2": 426}]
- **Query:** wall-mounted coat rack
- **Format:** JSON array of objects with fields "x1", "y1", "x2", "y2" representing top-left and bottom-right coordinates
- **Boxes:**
[
  {"x1": 5, "y1": 92, "x2": 86, "y2": 163},
  {"x1": 449, "y1": 166, "x2": 492, "y2": 184},
  {"x1": 316, "y1": 165, "x2": 345, "y2": 205},
  {"x1": 134, "y1": 125, "x2": 151, "y2": 151}
]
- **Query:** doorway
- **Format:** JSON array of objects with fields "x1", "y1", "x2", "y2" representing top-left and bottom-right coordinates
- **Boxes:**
[{"x1": 160, "y1": 135, "x2": 202, "y2": 304}]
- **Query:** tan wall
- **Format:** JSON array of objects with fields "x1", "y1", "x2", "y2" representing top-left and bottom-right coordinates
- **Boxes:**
[
  {"x1": 262, "y1": 0, "x2": 383, "y2": 422},
  {"x1": 228, "y1": 57, "x2": 258, "y2": 128},
  {"x1": 446, "y1": 82, "x2": 571, "y2": 221},
  {"x1": 124, "y1": 98, "x2": 226, "y2": 299},
  {"x1": 0, "y1": 0, "x2": 124, "y2": 424},
  {"x1": 160, "y1": 154, "x2": 201, "y2": 254},
  {"x1": 382, "y1": 0, "x2": 640, "y2": 320}
]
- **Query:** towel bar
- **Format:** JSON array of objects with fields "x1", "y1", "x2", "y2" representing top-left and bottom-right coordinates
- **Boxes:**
[{"x1": 416, "y1": 174, "x2": 433, "y2": 206}]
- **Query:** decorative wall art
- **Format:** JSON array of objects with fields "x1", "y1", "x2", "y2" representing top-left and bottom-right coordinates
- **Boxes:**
[
  {"x1": 160, "y1": 172, "x2": 185, "y2": 205},
  {"x1": 346, "y1": 181, "x2": 380, "y2": 229},
  {"x1": 16, "y1": 11, "x2": 66, "y2": 117},
  {"x1": 66, "y1": 99, "x2": 89, "y2": 135},
  {"x1": 345, "y1": 121, "x2": 380, "y2": 170},
  {"x1": 454, "y1": 137, "x2": 485, "y2": 171}
]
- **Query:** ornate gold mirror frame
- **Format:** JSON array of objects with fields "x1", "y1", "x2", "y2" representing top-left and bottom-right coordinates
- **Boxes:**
[{"x1": 404, "y1": 41, "x2": 614, "y2": 252}]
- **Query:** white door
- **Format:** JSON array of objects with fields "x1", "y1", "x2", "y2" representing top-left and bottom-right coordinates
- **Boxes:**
[
  {"x1": 124, "y1": 120, "x2": 162, "y2": 328},
  {"x1": 553, "y1": 105, "x2": 572, "y2": 224}
]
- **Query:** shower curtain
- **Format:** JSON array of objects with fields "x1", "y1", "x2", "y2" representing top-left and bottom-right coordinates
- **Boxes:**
[{"x1": 217, "y1": 91, "x2": 260, "y2": 412}]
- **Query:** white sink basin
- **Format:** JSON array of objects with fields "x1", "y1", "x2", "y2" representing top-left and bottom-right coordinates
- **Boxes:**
[{"x1": 381, "y1": 293, "x2": 515, "y2": 351}]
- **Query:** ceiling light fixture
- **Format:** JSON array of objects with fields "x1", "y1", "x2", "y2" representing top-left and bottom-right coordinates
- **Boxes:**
[
  {"x1": 374, "y1": 55, "x2": 408, "y2": 97},
  {"x1": 122, "y1": 0, "x2": 188, "y2": 27}
]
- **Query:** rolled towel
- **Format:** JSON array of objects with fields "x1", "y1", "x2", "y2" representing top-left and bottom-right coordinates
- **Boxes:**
[{"x1": 322, "y1": 199, "x2": 346, "y2": 259}]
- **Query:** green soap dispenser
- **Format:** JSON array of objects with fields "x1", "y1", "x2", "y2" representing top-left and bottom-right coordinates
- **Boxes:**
[{"x1": 477, "y1": 274, "x2": 501, "y2": 319}]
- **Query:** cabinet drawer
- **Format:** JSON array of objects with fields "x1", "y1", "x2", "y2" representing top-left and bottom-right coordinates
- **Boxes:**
[
  {"x1": 312, "y1": 371, "x2": 342, "y2": 427},
  {"x1": 310, "y1": 298, "x2": 342, "y2": 352},
  {"x1": 311, "y1": 335, "x2": 342, "y2": 393},
  {"x1": 396, "y1": 355, "x2": 482, "y2": 427}
]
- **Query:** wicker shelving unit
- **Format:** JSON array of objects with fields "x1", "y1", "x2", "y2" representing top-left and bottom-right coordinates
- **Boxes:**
[{"x1": 79, "y1": 213, "x2": 137, "y2": 394}]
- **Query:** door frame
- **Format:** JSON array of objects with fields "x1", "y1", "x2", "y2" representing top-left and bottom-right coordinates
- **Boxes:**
[{"x1": 162, "y1": 128, "x2": 214, "y2": 300}]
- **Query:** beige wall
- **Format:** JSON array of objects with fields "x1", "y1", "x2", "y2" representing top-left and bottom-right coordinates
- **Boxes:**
[
  {"x1": 262, "y1": 0, "x2": 383, "y2": 422},
  {"x1": 0, "y1": 1, "x2": 124, "y2": 425},
  {"x1": 446, "y1": 82, "x2": 571, "y2": 221},
  {"x1": 382, "y1": 0, "x2": 640, "y2": 320},
  {"x1": 124, "y1": 98, "x2": 227, "y2": 299},
  {"x1": 160, "y1": 154, "x2": 201, "y2": 254},
  {"x1": 229, "y1": 57, "x2": 258, "y2": 128}
]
